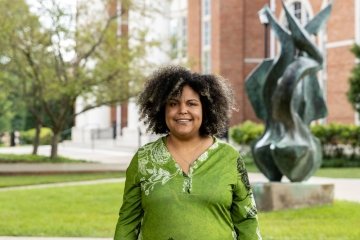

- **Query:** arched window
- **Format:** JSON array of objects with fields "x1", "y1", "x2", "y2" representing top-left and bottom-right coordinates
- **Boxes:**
[
  {"x1": 290, "y1": 1, "x2": 310, "y2": 25},
  {"x1": 280, "y1": 0, "x2": 313, "y2": 27}
]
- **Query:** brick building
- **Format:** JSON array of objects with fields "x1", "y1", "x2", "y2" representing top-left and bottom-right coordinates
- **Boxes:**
[{"x1": 188, "y1": 0, "x2": 360, "y2": 125}]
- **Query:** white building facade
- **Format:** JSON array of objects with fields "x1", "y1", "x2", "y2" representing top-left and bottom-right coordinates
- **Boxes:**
[{"x1": 71, "y1": 0, "x2": 188, "y2": 147}]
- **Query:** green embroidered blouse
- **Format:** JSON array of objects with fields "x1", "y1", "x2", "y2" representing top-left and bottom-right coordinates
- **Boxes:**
[{"x1": 114, "y1": 137, "x2": 261, "y2": 240}]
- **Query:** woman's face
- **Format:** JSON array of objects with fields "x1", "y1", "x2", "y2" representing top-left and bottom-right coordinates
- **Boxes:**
[{"x1": 165, "y1": 85, "x2": 203, "y2": 140}]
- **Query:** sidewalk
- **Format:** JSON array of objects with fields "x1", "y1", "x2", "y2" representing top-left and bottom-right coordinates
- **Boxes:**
[{"x1": 0, "y1": 144, "x2": 135, "y2": 164}]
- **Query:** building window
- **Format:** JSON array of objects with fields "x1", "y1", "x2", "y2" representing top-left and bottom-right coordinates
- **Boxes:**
[
  {"x1": 202, "y1": 50, "x2": 211, "y2": 74},
  {"x1": 293, "y1": 2, "x2": 301, "y2": 19},
  {"x1": 289, "y1": 1, "x2": 310, "y2": 25},
  {"x1": 181, "y1": 16, "x2": 187, "y2": 58},
  {"x1": 169, "y1": 15, "x2": 187, "y2": 60},
  {"x1": 204, "y1": 0, "x2": 210, "y2": 16},
  {"x1": 201, "y1": 0, "x2": 211, "y2": 73}
]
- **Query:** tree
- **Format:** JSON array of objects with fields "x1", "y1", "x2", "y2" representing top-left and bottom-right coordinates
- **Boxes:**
[
  {"x1": 0, "y1": 0, "x2": 55, "y2": 151},
  {"x1": 0, "y1": 0, "x2": 33, "y2": 146},
  {"x1": 348, "y1": 44, "x2": 360, "y2": 115},
  {"x1": 1, "y1": 0, "x2": 155, "y2": 158}
]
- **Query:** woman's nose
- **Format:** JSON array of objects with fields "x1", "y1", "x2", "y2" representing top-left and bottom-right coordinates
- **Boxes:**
[{"x1": 179, "y1": 103, "x2": 188, "y2": 114}]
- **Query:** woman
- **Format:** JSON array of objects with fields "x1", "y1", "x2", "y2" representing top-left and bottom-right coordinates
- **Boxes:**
[{"x1": 114, "y1": 66, "x2": 261, "y2": 240}]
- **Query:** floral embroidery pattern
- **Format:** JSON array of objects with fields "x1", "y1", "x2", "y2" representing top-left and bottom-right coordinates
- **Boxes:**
[
  {"x1": 138, "y1": 139, "x2": 181, "y2": 196},
  {"x1": 237, "y1": 156, "x2": 251, "y2": 191},
  {"x1": 245, "y1": 204, "x2": 258, "y2": 218},
  {"x1": 183, "y1": 176, "x2": 192, "y2": 193},
  {"x1": 138, "y1": 137, "x2": 219, "y2": 196}
]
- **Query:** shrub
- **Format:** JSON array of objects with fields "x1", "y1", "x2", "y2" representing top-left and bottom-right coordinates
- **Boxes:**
[
  {"x1": 230, "y1": 121, "x2": 264, "y2": 145},
  {"x1": 19, "y1": 128, "x2": 53, "y2": 145},
  {"x1": 231, "y1": 121, "x2": 360, "y2": 168},
  {"x1": 311, "y1": 123, "x2": 360, "y2": 159}
]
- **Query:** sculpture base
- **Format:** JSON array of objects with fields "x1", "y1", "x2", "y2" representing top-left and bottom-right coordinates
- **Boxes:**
[{"x1": 252, "y1": 182, "x2": 334, "y2": 211}]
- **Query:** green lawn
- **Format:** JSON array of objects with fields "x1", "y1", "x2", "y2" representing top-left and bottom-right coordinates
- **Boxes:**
[
  {"x1": 259, "y1": 201, "x2": 360, "y2": 240},
  {"x1": 0, "y1": 183, "x2": 123, "y2": 237},
  {"x1": 0, "y1": 153, "x2": 87, "y2": 163},
  {"x1": 0, "y1": 182, "x2": 359, "y2": 239},
  {"x1": 0, "y1": 172, "x2": 125, "y2": 188},
  {"x1": 314, "y1": 168, "x2": 360, "y2": 178},
  {"x1": 245, "y1": 162, "x2": 360, "y2": 179}
]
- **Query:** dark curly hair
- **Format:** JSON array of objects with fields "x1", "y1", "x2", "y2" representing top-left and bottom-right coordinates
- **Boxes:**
[{"x1": 137, "y1": 65, "x2": 235, "y2": 136}]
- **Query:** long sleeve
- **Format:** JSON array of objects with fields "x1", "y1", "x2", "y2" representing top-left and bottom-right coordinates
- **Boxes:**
[
  {"x1": 231, "y1": 157, "x2": 262, "y2": 240},
  {"x1": 114, "y1": 152, "x2": 143, "y2": 240}
]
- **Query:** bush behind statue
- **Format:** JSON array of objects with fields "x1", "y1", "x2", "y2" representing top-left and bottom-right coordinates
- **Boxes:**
[
  {"x1": 230, "y1": 121, "x2": 360, "y2": 168},
  {"x1": 20, "y1": 128, "x2": 52, "y2": 145}
]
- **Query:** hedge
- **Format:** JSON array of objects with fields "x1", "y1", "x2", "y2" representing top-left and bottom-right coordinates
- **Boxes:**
[
  {"x1": 19, "y1": 127, "x2": 53, "y2": 145},
  {"x1": 230, "y1": 121, "x2": 360, "y2": 167}
]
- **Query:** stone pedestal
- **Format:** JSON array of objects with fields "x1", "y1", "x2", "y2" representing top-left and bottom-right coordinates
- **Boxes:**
[{"x1": 252, "y1": 182, "x2": 334, "y2": 211}]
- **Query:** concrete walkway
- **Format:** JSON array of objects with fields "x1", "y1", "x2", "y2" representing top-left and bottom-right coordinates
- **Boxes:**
[{"x1": 0, "y1": 144, "x2": 135, "y2": 164}]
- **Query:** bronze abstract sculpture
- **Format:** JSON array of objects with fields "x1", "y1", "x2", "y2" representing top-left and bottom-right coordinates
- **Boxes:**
[{"x1": 245, "y1": 1, "x2": 333, "y2": 182}]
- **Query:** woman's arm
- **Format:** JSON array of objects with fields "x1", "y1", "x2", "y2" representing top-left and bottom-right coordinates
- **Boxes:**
[
  {"x1": 114, "y1": 153, "x2": 143, "y2": 240},
  {"x1": 231, "y1": 157, "x2": 262, "y2": 240}
]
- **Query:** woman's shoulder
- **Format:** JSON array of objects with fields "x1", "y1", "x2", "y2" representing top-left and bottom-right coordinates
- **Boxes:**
[
  {"x1": 215, "y1": 137, "x2": 240, "y2": 156},
  {"x1": 135, "y1": 136, "x2": 169, "y2": 162},
  {"x1": 137, "y1": 136, "x2": 165, "y2": 151}
]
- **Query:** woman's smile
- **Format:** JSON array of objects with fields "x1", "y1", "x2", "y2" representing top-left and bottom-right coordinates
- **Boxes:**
[{"x1": 165, "y1": 85, "x2": 203, "y2": 140}]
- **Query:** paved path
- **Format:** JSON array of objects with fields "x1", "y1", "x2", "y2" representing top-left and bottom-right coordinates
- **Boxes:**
[{"x1": 0, "y1": 144, "x2": 134, "y2": 164}]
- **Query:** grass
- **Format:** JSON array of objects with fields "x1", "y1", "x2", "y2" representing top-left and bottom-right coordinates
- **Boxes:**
[
  {"x1": 0, "y1": 182, "x2": 359, "y2": 239},
  {"x1": 0, "y1": 153, "x2": 87, "y2": 163},
  {"x1": 0, "y1": 183, "x2": 123, "y2": 237},
  {"x1": 314, "y1": 168, "x2": 360, "y2": 178},
  {"x1": 259, "y1": 201, "x2": 360, "y2": 240},
  {"x1": 0, "y1": 172, "x2": 125, "y2": 188},
  {"x1": 243, "y1": 155, "x2": 360, "y2": 179}
]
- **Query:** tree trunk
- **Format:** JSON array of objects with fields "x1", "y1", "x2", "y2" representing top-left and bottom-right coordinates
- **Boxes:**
[
  {"x1": 10, "y1": 131, "x2": 16, "y2": 146},
  {"x1": 32, "y1": 123, "x2": 41, "y2": 155},
  {"x1": 50, "y1": 132, "x2": 60, "y2": 159}
]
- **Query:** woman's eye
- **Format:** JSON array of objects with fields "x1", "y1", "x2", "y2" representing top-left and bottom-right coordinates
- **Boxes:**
[{"x1": 188, "y1": 102, "x2": 197, "y2": 106}]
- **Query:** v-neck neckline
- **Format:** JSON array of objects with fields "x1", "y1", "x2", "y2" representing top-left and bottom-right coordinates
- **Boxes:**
[{"x1": 161, "y1": 136, "x2": 217, "y2": 175}]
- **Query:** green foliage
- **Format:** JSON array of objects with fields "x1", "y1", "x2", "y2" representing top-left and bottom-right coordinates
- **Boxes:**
[
  {"x1": 348, "y1": 44, "x2": 360, "y2": 113},
  {"x1": 310, "y1": 123, "x2": 360, "y2": 167},
  {"x1": 0, "y1": 0, "x2": 158, "y2": 157},
  {"x1": 19, "y1": 127, "x2": 52, "y2": 145},
  {"x1": 231, "y1": 121, "x2": 360, "y2": 167},
  {"x1": 230, "y1": 120, "x2": 264, "y2": 145}
]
